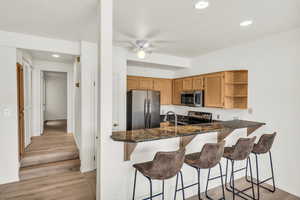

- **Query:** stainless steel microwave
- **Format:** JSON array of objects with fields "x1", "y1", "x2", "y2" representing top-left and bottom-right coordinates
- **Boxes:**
[{"x1": 181, "y1": 91, "x2": 204, "y2": 107}]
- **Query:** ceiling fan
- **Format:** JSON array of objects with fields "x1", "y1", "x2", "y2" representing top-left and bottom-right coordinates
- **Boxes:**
[
  {"x1": 115, "y1": 39, "x2": 154, "y2": 59},
  {"x1": 114, "y1": 31, "x2": 175, "y2": 59}
]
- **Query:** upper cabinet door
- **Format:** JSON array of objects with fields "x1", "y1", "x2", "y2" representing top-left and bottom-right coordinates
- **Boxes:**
[
  {"x1": 173, "y1": 79, "x2": 183, "y2": 105},
  {"x1": 182, "y1": 78, "x2": 193, "y2": 91},
  {"x1": 204, "y1": 73, "x2": 224, "y2": 108},
  {"x1": 193, "y1": 76, "x2": 204, "y2": 90},
  {"x1": 153, "y1": 79, "x2": 173, "y2": 105},
  {"x1": 127, "y1": 77, "x2": 139, "y2": 91},
  {"x1": 139, "y1": 78, "x2": 154, "y2": 90}
]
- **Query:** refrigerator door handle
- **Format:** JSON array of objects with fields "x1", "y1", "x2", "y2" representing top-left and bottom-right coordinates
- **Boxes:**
[
  {"x1": 144, "y1": 99, "x2": 147, "y2": 128},
  {"x1": 148, "y1": 99, "x2": 152, "y2": 128}
]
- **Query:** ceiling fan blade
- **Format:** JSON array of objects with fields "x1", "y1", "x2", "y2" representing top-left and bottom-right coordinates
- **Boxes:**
[
  {"x1": 144, "y1": 30, "x2": 161, "y2": 40},
  {"x1": 117, "y1": 31, "x2": 137, "y2": 40}
]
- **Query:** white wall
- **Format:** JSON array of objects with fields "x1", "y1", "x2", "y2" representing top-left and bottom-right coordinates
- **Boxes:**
[
  {"x1": 0, "y1": 46, "x2": 19, "y2": 184},
  {"x1": 172, "y1": 27, "x2": 300, "y2": 197},
  {"x1": 44, "y1": 72, "x2": 68, "y2": 121},
  {"x1": 32, "y1": 61, "x2": 74, "y2": 135},
  {"x1": 127, "y1": 65, "x2": 176, "y2": 79}
]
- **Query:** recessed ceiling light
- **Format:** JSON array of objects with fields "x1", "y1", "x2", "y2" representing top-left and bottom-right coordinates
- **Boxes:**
[
  {"x1": 240, "y1": 20, "x2": 253, "y2": 27},
  {"x1": 195, "y1": 0, "x2": 210, "y2": 10},
  {"x1": 52, "y1": 54, "x2": 60, "y2": 58}
]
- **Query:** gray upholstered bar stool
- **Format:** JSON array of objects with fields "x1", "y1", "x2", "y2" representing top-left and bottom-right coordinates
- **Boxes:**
[
  {"x1": 132, "y1": 148, "x2": 186, "y2": 200},
  {"x1": 245, "y1": 132, "x2": 277, "y2": 200},
  {"x1": 176, "y1": 141, "x2": 226, "y2": 200},
  {"x1": 223, "y1": 137, "x2": 256, "y2": 200}
]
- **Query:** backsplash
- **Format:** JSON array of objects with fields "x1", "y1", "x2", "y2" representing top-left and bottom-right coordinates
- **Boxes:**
[{"x1": 161, "y1": 105, "x2": 249, "y2": 121}]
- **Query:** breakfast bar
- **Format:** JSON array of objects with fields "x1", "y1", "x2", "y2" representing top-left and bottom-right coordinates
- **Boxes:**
[{"x1": 111, "y1": 120, "x2": 265, "y2": 161}]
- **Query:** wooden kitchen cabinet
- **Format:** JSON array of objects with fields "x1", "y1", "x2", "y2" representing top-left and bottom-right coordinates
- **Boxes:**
[
  {"x1": 204, "y1": 72, "x2": 224, "y2": 108},
  {"x1": 127, "y1": 77, "x2": 139, "y2": 91},
  {"x1": 173, "y1": 79, "x2": 183, "y2": 105},
  {"x1": 127, "y1": 70, "x2": 248, "y2": 109},
  {"x1": 193, "y1": 76, "x2": 204, "y2": 90},
  {"x1": 182, "y1": 78, "x2": 193, "y2": 91},
  {"x1": 127, "y1": 76, "x2": 172, "y2": 105},
  {"x1": 139, "y1": 77, "x2": 154, "y2": 90},
  {"x1": 153, "y1": 79, "x2": 173, "y2": 105}
]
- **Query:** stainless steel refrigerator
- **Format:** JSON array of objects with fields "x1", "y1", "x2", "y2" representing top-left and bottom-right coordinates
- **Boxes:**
[{"x1": 127, "y1": 90, "x2": 161, "y2": 130}]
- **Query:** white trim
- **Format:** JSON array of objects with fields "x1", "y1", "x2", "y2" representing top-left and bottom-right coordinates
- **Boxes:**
[{"x1": 32, "y1": 61, "x2": 74, "y2": 136}]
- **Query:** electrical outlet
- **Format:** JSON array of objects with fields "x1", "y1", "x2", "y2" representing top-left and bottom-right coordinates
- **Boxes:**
[
  {"x1": 3, "y1": 108, "x2": 11, "y2": 117},
  {"x1": 248, "y1": 108, "x2": 253, "y2": 114},
  {"x1": 216, "y1": 114, "x2": 220, "y2": 119},
  {"x1": 233, "y1": 116, "x2": 239, "y2": 120}
]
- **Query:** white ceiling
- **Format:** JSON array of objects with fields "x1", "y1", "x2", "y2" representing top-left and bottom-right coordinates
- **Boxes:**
[
  {"x1": 25, "y1": 49, "x2": 76, "y2": 63},
  {"x1": 114, "y1": 0, "x2": 300, "y2": 57},
  {"x1": 0, "y1": 0, "x2": 299, "y2": 58},
  {"x1": 0, "y1": 0, "x2": 97, "y2": 42}
]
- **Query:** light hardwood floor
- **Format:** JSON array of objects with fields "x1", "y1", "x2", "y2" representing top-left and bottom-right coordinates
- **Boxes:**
[
  {"x1": 188, "y1": 178, "x2": 300, "y2": 200},
  {"x1": 0, "y1": 171, "x2": 96, "y2": 200},
  {"x1": 19, "y1": 120, "x2": 80, "y2": 180}
]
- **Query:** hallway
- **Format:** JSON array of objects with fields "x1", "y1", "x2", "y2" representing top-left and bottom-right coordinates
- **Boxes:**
[{"x1": 19, "y1": 120, "x2": 80, "y2": 180}]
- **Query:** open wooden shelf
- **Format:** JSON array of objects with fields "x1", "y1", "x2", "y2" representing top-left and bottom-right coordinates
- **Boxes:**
[{"x1": 224, "y1": 70, "x2": 248, "y2": 109}]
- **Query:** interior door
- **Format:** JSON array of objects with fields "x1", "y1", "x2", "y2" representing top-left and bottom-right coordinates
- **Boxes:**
[{"x1": 17, "y1": 63, "x2": 25, "y2": 159}]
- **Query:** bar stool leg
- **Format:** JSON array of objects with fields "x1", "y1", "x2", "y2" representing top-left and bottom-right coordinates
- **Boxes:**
[
  {"x1": 205, "y1": 168, "x2": 211, "y2": 199},
  {"x1": 231, "y1": 160, "x2": 235, "y2": 200},
  {"x1": 179, "y1": 171, "x2": 186, "y2": 200},
  {"x1": 254, "y1": 154, "x2": 260, "y2": 200},
  {"x1": 269, "y1": 151, "x2": 276, "y2": 192},
  {"x1": 225, "y1": 159, "x2": 230, "y2": 191},
  {"x1": 248, "y1": 156, "x2": 256, "y2": 200},
  {"x1": 146, "y1": 177, "x2": 153, "y2": 200},
  {"x1": 174, "y1": 173, "x2": 179, "y2": 200},
  {"x1": 197, "y1": 168, "x2": 202, "y2": 200},
  {"x1": 162, "y1": 180, "x2": 165, "y2": 200},
  {"x1": 219, "y1": 163, "x2": 226, "y2": 200},
  {"x1": 132, "y1": 169, "x2": 137, "y2": 200}
]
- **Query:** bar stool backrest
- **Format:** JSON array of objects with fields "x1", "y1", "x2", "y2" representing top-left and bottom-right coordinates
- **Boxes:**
[
  {"x1": 232, "y1": 137, "x2": 256, "y2": 160},
  {"x1": 255, "y1": 132, "x2": 277, "y2": 154},
  {"x1": 151, "y1": 148, "x2": 186, "y2": 180},
  {"x1": 198, "y1": 141, "x2": 226, "y2": 168}
]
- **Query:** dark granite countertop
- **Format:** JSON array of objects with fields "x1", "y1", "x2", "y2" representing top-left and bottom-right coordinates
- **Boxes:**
[{"x1": 111, "y1": 120, "x2": 266, "y2": 143}]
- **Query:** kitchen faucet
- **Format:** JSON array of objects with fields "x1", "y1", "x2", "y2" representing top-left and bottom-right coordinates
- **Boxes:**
[{"x1": 164, "y1": 111, "x2": 178, "y2": 127}]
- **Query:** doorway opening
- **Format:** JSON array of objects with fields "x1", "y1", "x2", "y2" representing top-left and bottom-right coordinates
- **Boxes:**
[{"x1": 42, "y1": 71, "x2": 68, "y2": 135}]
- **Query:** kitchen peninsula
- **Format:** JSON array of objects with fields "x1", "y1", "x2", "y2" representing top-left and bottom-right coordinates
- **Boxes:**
[{"x1": 111, "y1": 120, "x2": 265, "y2": 161}]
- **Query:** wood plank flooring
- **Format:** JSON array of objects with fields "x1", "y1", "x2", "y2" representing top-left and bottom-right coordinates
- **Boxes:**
[
  {"x1": 19, "y1": 120, "x2": 80, "y2": 180},
  {"x1": 188, "y1": 178, "x2": 300, "y2": 200},
  {"x1": 0, "y1": 171, "x2": 96, "y2": 200}
]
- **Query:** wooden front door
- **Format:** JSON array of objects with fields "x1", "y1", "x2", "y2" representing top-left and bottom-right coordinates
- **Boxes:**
[{"x1": 17, "y1": 63, "x2": 25, "y2": 159}]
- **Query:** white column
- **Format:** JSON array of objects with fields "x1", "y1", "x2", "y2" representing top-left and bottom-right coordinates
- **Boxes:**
[{"x1": 97, "y1": 0, "x2": 113, "y2": 199}]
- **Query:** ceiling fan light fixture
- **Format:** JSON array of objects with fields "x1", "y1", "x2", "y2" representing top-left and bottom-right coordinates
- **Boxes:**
[
  {"x1": 240, "y1": 20, "x2": 253, "y2": 27},
  {"x1": 137, "y1": 49, "x2": 146, "y2": 59},
  {"x1": 52, "y1": 54, "x2": 60, "y2": 58},
  {"x1": 195, "y1": 0, "x2": 209, "y2": 10}
]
